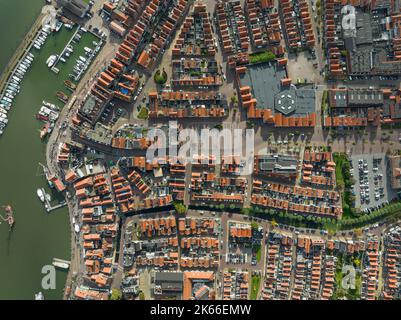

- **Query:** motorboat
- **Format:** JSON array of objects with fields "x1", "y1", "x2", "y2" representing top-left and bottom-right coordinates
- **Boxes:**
[
  {"x1": 37, "y1": 188, "x2": 45, "y2": 202},
  {"x1": 9, "y1": 83, "x2": 19, "y2": 89},
  {"x1": 16, "y1": 69, "x2": 25, "y2": 76},
  {"x1": 35, "y1": 292, "x2": 44, "y2": 300},
  {"x1": 7, "y1": 87, "x2": 19, "y2": 93},
  {"x1": 52, "y1": 260, "x2": 69, "y2": 270},
  {"x1": 43, "y1": 101, "x2": 59, "y2": 111},
  {"x1": 21, "y1": 62, "x2": 30, "y2": 69},
  {"x1": 55, "y1": 21, "x2": 63, "y2": 32},
  {"x1": 0, "y1": 102, "x2": 11, "y2": 109},
  {"x1": 5, "y1": 90, "x2": 16, "y2": 96},
  {"x1": 46, "y1": 55, "x2": 58, "y2": 68}
]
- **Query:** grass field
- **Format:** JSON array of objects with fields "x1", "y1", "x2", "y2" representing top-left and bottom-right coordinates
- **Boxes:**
[{"x1": 250, "y1": 274, "x2": 261, "y2": 300}]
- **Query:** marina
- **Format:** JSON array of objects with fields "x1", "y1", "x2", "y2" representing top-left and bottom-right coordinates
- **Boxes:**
[
  {"x1": 0, "y1": 2, "x2": 102, "y2": 299},
  {"x1": 52, "y1": 258, "x2": 70, "y2": 270},
  {"x1": 0, "y1": 14, "x2": 56, "y2": 136}
]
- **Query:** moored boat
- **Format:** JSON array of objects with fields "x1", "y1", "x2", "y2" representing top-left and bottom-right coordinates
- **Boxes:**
[
  {"x1": 64, "y1": 80, "x2": 76, "y2": 92},
  {"x1": 35, "y1": 292, "x2": 44, "y2": 300},
  {"x1": 40, "y1": 122, "x2": 51, "y2": 140},
  {"x1": 46, "y1": 55, "x2": 58, "y2": 68},
  {"x1": 52, "y1": 261, "x2": 69, "y2": 270},
  {"x1": 37, "y1": 188, "x2": 45, "y2": 202},
  {"x1": 56, "y1": 91, "x2": 69, "y2": 104},
  {"x1": 1, "y1": 205, "x2": 15, "y2": 228}
]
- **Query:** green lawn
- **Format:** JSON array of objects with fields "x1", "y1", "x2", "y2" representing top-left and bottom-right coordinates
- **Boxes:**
[
  {"x1": 249, "y1": 51, "x2": 276, "y2": 64},
  {"x1": 333, "y1": 153, "x2": 347, "y2": 189},
  {"x1": 333, "y1": 153, "x2": 356, "y2": 218},
  {"x1": 250, "y1": 274, "x2": 261, "y2": 300},
  {"x1": 137, "y1": 106, "x2": 149, "y2": 120},
  {"x1": 253, "y1": 245, "x2": 262, "y2": 263},
  {"x1": 332, "y1": 257, "x2": 361, "y2": 300}
]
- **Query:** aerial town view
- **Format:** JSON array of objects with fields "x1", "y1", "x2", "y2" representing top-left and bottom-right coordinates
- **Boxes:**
[{"x1": 2, "y1": 0, "x2": 401, "y2": 305}]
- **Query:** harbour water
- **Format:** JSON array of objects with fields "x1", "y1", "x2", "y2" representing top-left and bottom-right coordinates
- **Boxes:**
[{"x1": 0, "y1": 0, "x2": 98, "y2": 299}]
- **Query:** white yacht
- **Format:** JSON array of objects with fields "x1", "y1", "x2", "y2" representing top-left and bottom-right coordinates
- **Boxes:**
[
  {"x1": 46, "y1": 55, "x2": 58, "y2": 68},
  {"x1": 35, "y1": 292, "x2": 44, "y2": 300},
  {"x1": 37, "y1": 188, "x2": 45, "y2": 202}
]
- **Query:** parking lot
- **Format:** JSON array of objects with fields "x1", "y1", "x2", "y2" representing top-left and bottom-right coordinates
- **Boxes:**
[
  {"x1": 351, "y1": 153, "x2": 397, "y2": 212},
  {"x1": 225, "y1": 221, "x2": 264, "y2": 268}
]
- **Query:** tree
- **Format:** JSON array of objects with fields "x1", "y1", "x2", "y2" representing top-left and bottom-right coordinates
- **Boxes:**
[
  {"x1": 110, "y1": 288, "x2": 122, "y2": 300},
  {"x1": 353, "y1": 258, "x2": 361, "y2": 268},
  {"x1": 174, "y1": 202, "x2": 187, "y2": 215},
  {"x1": 154, "y1": 69, "x2": 168, "y2": 85},
  {"x1": 251, "y1": 221, "x2": 259, "y2": 230},
  {"x1": 231, "y1": 94, "x2": 238, "y2": 105}
]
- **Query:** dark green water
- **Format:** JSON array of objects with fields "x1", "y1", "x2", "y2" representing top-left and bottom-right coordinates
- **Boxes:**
[{"x1": 0, "y1": 1, "x2": 98, "y2": 299}]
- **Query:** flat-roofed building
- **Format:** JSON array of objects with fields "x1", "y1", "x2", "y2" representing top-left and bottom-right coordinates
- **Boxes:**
[
  {"x1": 153, "y1": 272, "x2": 183, "y2": 299},
  {"x1": 58, "y1": 0, "x2": 90, "y2": 19},
  {"x1": 254, "y1": 154, "x2": 298, "y2": 181}
]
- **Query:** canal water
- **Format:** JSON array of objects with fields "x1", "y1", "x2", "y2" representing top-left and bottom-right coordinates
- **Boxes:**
[{"x1": 0, "y1": 0, "x2": 98, "y2": 299}]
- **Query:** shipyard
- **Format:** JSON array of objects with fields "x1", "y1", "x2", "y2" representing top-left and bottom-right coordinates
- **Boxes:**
[{"x1": 2, "y1": 0, "x2": 401, "y2": 305}]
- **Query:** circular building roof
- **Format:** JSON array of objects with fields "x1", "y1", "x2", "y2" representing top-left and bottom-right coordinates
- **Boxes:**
[{"x1": 274, "y1": 89, "x2": 297, "y2": 115}]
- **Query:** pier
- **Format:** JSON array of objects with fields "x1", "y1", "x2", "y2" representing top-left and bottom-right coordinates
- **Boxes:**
[
  {"x1": 53, "y1": 26, "x2": 81, "y2": 69},
  {"x1": 45, "y1": 196, "x2": 67, "y2": 213},
  {"x1": 0, "y1": 13, "x2": 44, "y2": 97}
]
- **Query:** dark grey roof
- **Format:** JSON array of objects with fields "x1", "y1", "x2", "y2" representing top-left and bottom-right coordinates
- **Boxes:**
[
  {"x1": 350, "y1": 47, "x2": 373, "y2": 74},
  {"x1": 347, "y1": 89, "x2": 383, "y2": 106},
  {"x1": 58, "y1": 0, "x2": 89, "y2": 18},
  {"x1": 258, "y1": 154, "x2": 298, "y2": 172},
  {"x1": 355, "y1": 13, "x2": 373, "y2": 46},
  {"x1": 240, "y1": 63, "x2": 316, "y2": 116},
  {"x1": 155, "y1": 272, "x2": 183, "y2": 283}
]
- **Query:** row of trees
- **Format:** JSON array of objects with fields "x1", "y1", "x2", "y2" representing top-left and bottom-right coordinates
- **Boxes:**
[
  {"x1": 244, "y1": 201, "x2": 401, "y2": 231},
  {"x1": 178, "y1": 201, "x2": 401, "y2": 231}
]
